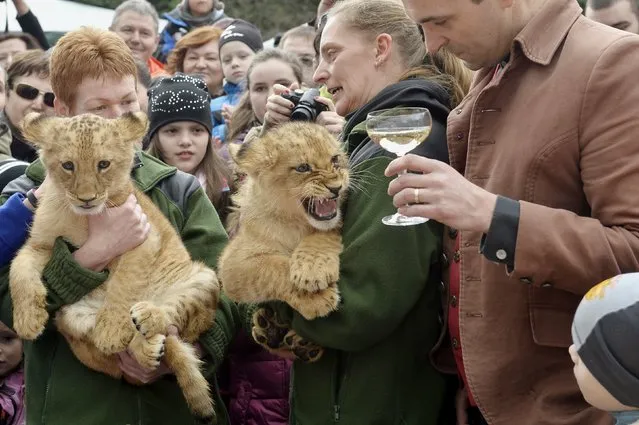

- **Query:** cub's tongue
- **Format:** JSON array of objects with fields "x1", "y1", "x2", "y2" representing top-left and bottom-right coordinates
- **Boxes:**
[{"x1": 314, "y1": 199, "x2": 338, "y2": 217}]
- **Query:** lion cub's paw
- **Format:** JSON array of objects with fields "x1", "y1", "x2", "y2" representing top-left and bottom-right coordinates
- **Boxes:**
[
  {"x1": 133, "y1": 334, "x2": 166, "y2": 370},
  {"x1": 282, "y1": 330, "x2": 324, "y2": 363},
  {"x1": 294, "y1": 286, "x2": 341, "y2": 320},
  {"x1": 290, "y1": 249, "x2": 340, "y2": 293},
  {"x1": 12, "y1": 288, "x2": 49, "y2": 340},
  {"x1": 251, "y1": 306, "x2": 290, "y2": 350},
  {"x1": 130, "y1": 301, "x2": 170, "y2": 337}
]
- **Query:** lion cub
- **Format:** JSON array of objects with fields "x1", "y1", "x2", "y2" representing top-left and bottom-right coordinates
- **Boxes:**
[
  {"x1": 9, "y1": 112, "x2": 219, "y2": 421},
  {"x1": 218, "y1": 122, "x2": 349, "y2": 362}
]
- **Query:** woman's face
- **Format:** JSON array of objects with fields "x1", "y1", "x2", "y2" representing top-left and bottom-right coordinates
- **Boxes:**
[
  {"x1": 182, "y1": 40, "x2": 224, "y2": 95},
  {"x1": 313, "y1": 17, "x2": 385, "y2": 117},
  {"x1": 157, "y1": 121, "x2": 210, "y2": 175},
  {"x1": 249, "y1": 59, "x2": 299, "y2": 123},
  {"x1": 188, "y1": 0, "x2": 214, "y2": 17}
]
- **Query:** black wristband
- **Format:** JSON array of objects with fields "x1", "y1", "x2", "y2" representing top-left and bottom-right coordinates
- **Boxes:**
[{"x1": 26, "y1": 188, "x2": 39, "y2": 209}]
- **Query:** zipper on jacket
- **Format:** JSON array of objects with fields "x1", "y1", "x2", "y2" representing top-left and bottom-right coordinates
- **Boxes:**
[
  {"x1": 41, "y1": 339, "x2": 58, "y2": 424},
  {"x1": 333, "y1": 353, "x2": 345, "y2": 423}
]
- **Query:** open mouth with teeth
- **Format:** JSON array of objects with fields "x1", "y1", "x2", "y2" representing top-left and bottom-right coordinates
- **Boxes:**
[{"x1": 303, "y1": 197, "x2": 339, "y2": 221}]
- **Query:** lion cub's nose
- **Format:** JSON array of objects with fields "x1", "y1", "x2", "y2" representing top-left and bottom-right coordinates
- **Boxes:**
[
  {"x1": 77, "y1": 195, "x2": 98, "y2": 203},
  {"x1": 327, "y1": 186, "x2": 342, "y2": 197}
]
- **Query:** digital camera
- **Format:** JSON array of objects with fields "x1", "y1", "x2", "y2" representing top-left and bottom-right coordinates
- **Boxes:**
[{"x1": 281, "y1": 88, "x2": 328, "y2": 122}]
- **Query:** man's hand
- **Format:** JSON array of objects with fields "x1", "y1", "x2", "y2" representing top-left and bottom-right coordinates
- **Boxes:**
[
  {"x1": 118, "y1": 325, "x2": 181, "y2": 385},
  {"x1": 314, "y1": 96, "x2": 345, "y2": 136},
  {"x1": 385, "y1": 154, "x2": 498, "y2": 233},
  {"x1": 73, "y1": 194, "x2": 150, "y2": 271}
]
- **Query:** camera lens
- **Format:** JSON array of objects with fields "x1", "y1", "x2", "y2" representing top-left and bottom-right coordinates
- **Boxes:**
[{"x1": 290, "y1": 88, "x2": 323, "y2": 122}]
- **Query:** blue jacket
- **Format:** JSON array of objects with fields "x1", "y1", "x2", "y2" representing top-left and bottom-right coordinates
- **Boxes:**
[
  {"x1": 0, "y1": 193, "x2": 32, "y2": 267},
  {"x1": 210, "y1": 80, "x2": 245, "y2": 142}
]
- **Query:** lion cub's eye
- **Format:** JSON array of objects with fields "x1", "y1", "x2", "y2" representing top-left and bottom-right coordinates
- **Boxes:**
[
  {"x1": 61, "y1": 161, "x2": 74, "y2": 171},
  {"x1": 98, "y1": 160, "x2": 111, "y2": 170},
  {"x1": 331, "y1": 155, "x2": 341, "y2": 166},
  {"x1": 294, "y1": 163, "x2": 312, "y2": 173}
]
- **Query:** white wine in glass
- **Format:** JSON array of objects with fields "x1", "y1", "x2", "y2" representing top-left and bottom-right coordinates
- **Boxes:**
[{"x1": 366, "y1": 107, "x2": 432, "y2": 226}]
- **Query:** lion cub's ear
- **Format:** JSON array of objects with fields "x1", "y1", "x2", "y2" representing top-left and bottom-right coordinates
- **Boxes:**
[
  {"x1": 115, "y1": 112, "x2": 150, "y2": 144},
  {"x1": 234, "y1": 128, "x2": 277, "y2": 173},
  {"x1": 21, "y1": 112, "x2": 58, "y2": 150}
]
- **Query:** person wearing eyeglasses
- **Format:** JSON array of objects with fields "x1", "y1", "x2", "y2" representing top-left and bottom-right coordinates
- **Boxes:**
[
  {"x1": 0, "y1": 49, "x2": 53, "y2": 165},
  {"x1": 278, "y1": 25, "x2": 317, "y2": 88}
]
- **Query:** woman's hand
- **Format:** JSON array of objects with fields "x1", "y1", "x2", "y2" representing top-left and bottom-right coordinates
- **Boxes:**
[
  {"x1": 315, "y1": 96, "x2": 345, "y2": 137},
  {"x1": 263, "y1": 82, "x2": 300, "y2": 130}
]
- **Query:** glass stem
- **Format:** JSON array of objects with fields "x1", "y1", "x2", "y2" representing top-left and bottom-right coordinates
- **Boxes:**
[{"x1": 396, "y1": 152, "x2": 409, "y2": 210}]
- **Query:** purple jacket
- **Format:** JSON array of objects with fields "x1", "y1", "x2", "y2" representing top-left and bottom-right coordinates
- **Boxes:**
[{"x1": 219, "y1": 330, "x2": 291, "y2": 425}]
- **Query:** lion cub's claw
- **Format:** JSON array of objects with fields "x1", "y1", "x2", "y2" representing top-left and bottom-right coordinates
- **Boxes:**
[
  {"x1": 283, "y1": 330, "x2": 323, "y2": 363},
  {"x1": 251, "y1": 307, "x2": 324, "y2": 363},
  {"x1": 251, "y1": 307, "x2": 289, "y2": 350},
  {"x1": 290, "y1": 251, "x2": 340, "y2": 293},
  {"x1": 134, "y1": 334, "x2": 166, "y2": 370},
  {"x1": 130, "y1": 301, "x2": 169, "y2": 337}
]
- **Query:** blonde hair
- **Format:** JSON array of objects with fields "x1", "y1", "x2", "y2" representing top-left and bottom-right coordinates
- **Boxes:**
[
  {"x1": 146, "y1": 131, "x2": 232, "y2": 221},
  {"x1": 328, "y1": 0, "x2": 471, "y2": 107},
  {"x1": 50, "y1": 27, "x2": 137, "y2": 106},
  {"x1": 166, "y1": 26, "x2": 223, "y2": 74},
  {"x1": 227, "y1": 49, "x2": 304, "y2": 143}
]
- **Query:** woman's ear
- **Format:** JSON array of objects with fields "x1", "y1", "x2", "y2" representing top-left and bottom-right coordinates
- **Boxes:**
[{"x1": 375, "y1": 33, "x2": 393, "y2": 67}]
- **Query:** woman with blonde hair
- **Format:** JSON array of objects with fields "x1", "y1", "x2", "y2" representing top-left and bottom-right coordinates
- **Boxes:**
[
  {"x1": 258, "y1": 0, "x2": 472, "y2": 424},
  {"x1": 166, "y1": 26, "x2": 225, "y2": 98}
]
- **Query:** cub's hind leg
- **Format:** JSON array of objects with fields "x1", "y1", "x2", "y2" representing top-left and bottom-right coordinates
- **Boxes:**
[
  {"x1": 128, "y1": 332, "x2": 166, "y2": 371},
  {"x1": 251, "y1": 305, "x2": 324, "y2": 362},
  {"x1": 92, "y1": 303, "x2": 135, "y2": 355},
  {"x1": 135, "y1": 262, "x2": 219, "y2": 342}
]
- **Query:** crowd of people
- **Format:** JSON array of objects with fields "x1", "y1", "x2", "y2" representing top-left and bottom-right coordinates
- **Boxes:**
[{"x1": 0, "y1": 0, "x2": 637, "y2": 424}]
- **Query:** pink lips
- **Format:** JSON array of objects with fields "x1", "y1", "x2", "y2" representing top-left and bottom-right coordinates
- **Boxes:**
[{"x1": 177, "y1": 151, "x2": 194, "y2": 160}]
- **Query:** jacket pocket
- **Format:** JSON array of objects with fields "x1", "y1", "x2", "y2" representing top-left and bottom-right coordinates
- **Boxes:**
[{"x1": 528, "y1": 287, "x2": 580, "y2": 348}]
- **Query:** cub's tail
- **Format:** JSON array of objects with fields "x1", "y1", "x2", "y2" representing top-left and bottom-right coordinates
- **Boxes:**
[{"x1": 163, "y1": 334, "x2": 215, "y2": 423}]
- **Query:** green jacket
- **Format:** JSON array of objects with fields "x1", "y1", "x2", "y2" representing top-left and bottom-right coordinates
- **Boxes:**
[
  {"x1": 0, "y1": 152, "x2": 241, "y2": 425},
  {"x1": 281, "y1": 79, "x2": 452, "y2": 424}
]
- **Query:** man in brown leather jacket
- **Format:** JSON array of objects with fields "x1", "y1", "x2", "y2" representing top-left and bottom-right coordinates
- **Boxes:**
[{"x1": 385, "y1": 0, "x2": 639, "y2": 424}]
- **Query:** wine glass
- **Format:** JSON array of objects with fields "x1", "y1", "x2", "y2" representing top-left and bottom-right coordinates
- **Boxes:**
[{"x1": 366, "y1": 107, "x2": 432, "y2": 226}]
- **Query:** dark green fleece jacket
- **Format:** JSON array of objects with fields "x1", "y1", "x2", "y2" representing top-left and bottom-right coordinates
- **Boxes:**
[
  {"x1": 0, "y1": 152, "x2": 242, "y2": 425},
  {"x1": 282, "y1": 79, "x2": 452, "y2": 425}
]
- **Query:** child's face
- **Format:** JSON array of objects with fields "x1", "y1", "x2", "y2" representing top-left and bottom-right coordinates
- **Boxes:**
[
  {"x1": 568, "y1": 344, "x2": 632, "y2": 412},
  {"x1": 188, "y1": 0, "x2": 214, "y2": 17},
  {"x1": 249, "y1": 59, "x2": 299, "y2": 123},
  {"x1": 0, "y1": 322, "x2": 22, "y2": 377},
  {"x1": 220, "y1": 41, "x2": 256, "y2": 85},
  {"x1": 157, "y1": 121, "x2": 210, "y2": 175}
]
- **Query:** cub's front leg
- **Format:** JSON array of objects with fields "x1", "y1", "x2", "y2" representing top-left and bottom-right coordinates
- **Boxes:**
[
  {"x1": 290, "y1": 231, "x2": 342, "y2": 293},
  {"x1": 9, "y1": 243, "x2": 52, "y2": 340}
]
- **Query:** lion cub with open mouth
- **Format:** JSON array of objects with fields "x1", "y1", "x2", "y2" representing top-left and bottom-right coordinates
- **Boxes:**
[
  {"x1": 9, "y1": 112, "x2": 219, "y2": 422},
  {"x1": 219, "y1": 122, "x2": 349, "y2": 362}
]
